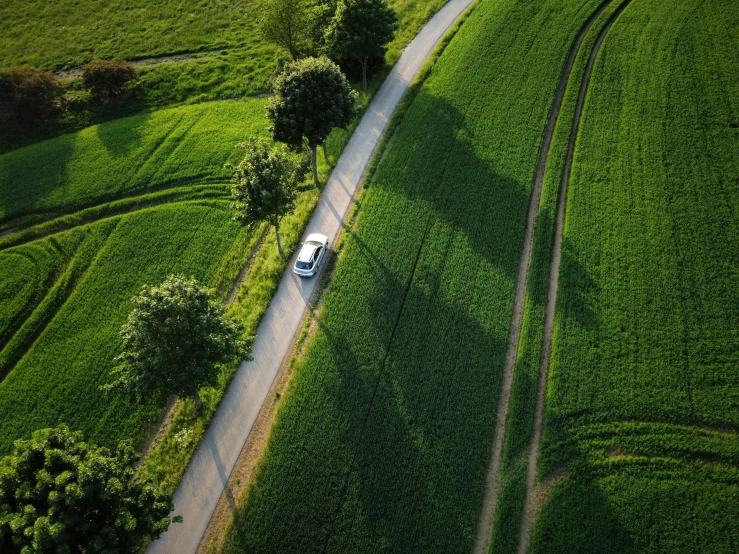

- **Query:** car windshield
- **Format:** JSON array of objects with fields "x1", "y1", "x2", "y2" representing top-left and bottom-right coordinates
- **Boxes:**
[{"x1": 296, "y1": 260, "x2": 312, "y2": 270}]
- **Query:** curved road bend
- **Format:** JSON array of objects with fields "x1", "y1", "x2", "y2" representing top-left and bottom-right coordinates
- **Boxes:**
[{"x1": 148, "y1": 0, "x2": 477, "y2": 551}]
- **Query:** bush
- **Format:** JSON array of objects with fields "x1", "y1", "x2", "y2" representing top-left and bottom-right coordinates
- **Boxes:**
[
  {"x1": 0, "y1": 66, "x2": 64, "y2": 125},
  {"x1": 82, "y1": 59, "x2": 138, "y2": 100}
]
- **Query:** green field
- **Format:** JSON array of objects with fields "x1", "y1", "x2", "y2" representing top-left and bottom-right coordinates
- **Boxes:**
[
  {"x1": 530, "y1": 0, "x2": 739, "y2": 552},
  {"x1": 221, "y1": 0, "x2": 612, "y2": 551},
  {"x1": 0, "y1": 98, "x2": 291, "y2": 454}
]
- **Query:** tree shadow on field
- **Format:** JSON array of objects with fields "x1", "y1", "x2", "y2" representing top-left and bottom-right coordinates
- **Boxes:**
[
  {"x1": 94, "y1": 110, "x2": 151, "y2": 158},
  {"x1": 531, "y1": 468, "x2": 635, "y2": 554},
  {"x1": 225, "y1": 91, "x2": 601, "y2": 554}
]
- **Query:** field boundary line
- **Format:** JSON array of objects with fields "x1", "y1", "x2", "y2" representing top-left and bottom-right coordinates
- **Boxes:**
[
  {"x1": 472, "y1": 1, "x2": 615, "y2": 552},
  {"x1": 516, "y1": 2, "x2": 634, "y2": 553},
  {"x1": 0, "y1": 185, "x2": 229, "y2": 251}
]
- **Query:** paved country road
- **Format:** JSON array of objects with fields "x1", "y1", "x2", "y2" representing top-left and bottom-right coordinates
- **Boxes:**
[{"x1": 148, "y1": 0, "x2": 477, "y2": 551}]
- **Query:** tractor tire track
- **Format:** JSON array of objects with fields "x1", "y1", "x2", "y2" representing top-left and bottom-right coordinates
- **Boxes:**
[
  {"x1": 472, "y1": 2, "x2": 615, "y2": 552},
  {"x1": 516, "y1": 2, "x2": 633, "y2": 553}
]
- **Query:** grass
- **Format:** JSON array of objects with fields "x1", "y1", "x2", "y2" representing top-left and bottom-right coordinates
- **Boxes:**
[
  {"x1": 0, "y1": 0, "x2": 452, "y2": 154},
  {"x1": 217, "y1": 0, "x2": 617, "y2": 552},
  {"x1": 0, "y1": 98, "x2": 312, "y2": 456},
  {"x1": 529, "y1": 0, "x2": 739, "y2": 552}
]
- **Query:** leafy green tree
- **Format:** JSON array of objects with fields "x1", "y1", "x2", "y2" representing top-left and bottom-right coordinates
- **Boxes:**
[
  {"x1": 229, "y1": 138, "x2": 309, "y2": 256},
  {"x1": 325, "y1": 0, "x2": 398, "y2": 90},
  {"x1": 0, "y1": 425, "x2": 177, "y2": 553},
  {"x1": 259, "y1": 0, "x2": 314, "y2": 59},
  {"x1": 267, "y1": 56, "x2": 356, "y2": 186},
  {"x1": 103, "y1": 275, "x2": 251, "y2": 411}
]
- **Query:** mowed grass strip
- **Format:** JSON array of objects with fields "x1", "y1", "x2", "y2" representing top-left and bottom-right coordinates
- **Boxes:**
[
  {"x1": 220, "y1": 0, "x2": 610, "y2": 552},
  {"x1": 533, "y1": 0, "x2": 739, "y2": 552}
]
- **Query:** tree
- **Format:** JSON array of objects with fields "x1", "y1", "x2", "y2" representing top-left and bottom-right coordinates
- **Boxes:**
[
  {"x1": 267, "y1": 56, "x2": 356, "y2": 186},
  {"x1": 0, "y1": 66, "x2": 64, "y2": 125},
  {"x1": 0, "y1": 425, "x2": 177, "y2": 553},
  {"x1": 229, "y1": 138, "x2": 309, "y2": 256},
  {"x1": 325, "y1": 0, "x2": 398, "y2": 91},
  {"x1": 259, "y1": 0, "x2": 314, "y2": 59},
  {"x1": 103, "y1": 275, "x2": 251, "y2": 411},
  {"x1": 82, "y1": 59, "x2": 138, "y2": 101}
]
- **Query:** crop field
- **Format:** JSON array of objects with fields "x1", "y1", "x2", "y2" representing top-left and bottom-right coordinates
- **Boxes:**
[
  {"x1": 0, "y1": 98, "x2": 288, "y2": 453},
  {"x1": 219, "y1": 0, "x2": 615, "y2": 552},
  {"x1": 529, "y1": 0, "x2": 739, "y2": 552}
]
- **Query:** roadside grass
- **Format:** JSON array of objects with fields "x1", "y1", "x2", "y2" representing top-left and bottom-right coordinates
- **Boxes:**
[
  {"x1": 531, "y1": 0, "x2": 739, "y2": 551},
  {"x1": 217, "y1": 0, "x2": 616, "y2": 552}
]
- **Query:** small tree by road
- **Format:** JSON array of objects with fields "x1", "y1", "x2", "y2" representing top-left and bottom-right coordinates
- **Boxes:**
[
  {"x1": 229, "y1": 138, "x2": 309, "y2": 256},
  {"x1": 103, "y1": 275, "x2": 251, "y2": 411},
  {"x1": 325, "y1": 0, "x2": 398, "y2": 91},
  {"x1": 267, "y1": 56, "x2": 356, "y2": 186},
  {"x1": 259, "y1": 0, "x2": 314, "y2": 59},
  {"x1": 0, "y1": 425, "x2": 178, "y2": 553}
]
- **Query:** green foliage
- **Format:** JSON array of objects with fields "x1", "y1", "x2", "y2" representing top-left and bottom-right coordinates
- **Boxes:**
[
  {"x1": 325, "y1": 0, "x2": 398, "y2": 89},
  {"x1": 81, "y1": 59, "x2": 138, "y2": 101},
  {"x1": 259, "y1": 0, "x2": 314, "y2": 59},
  {"x1": 104, "y1": 275, "x2": 251, "y2": 407},
  {"x1": 0, "y1": 66, "x2": 64, "y2": 125},
  {"x1": 221, "y1": 0, "x2": 608, "y2": 551},
  {"x1": 229, "y1": 138, "x2": 309, "y2": 254},
  {"x1": 0, "y1": 425, "x2": 176, "y2": 553},
  {"x1": 268, "y1": 56, "x2": 356, "y2": 185}
]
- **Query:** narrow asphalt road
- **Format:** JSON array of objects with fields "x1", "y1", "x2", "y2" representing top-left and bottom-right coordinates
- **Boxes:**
[{"x1": 147, "y1": 1, "x2": 476, "y2": 551}]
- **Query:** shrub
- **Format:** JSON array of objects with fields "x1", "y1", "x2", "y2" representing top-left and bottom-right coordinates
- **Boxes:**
[
  {"x1": 0, "y1": 66, "x2": 64, "y2": 125},
  {"x1": 81, "y1": 59, "x2": 138, "y2": 100}
]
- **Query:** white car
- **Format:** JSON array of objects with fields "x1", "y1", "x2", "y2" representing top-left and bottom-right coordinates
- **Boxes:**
[{"x1": 293, "y1": 233, "x2": 329, "y2": 277}]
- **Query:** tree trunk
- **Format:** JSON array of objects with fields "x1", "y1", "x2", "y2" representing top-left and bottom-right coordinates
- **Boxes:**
[
  {"x1": 275, "y1": 222, "x2": 284, "y2": 257},
  {"x1": 311, "y1": 143, "x2": 319, "y2": 187},
  {"x1": 194, "y1": 390, "x2": 203, "y2": 411},
  {"x1": 362, "y1": 58, "x2": 368, "y2": 91},
  {"x1": 322, "y1": 141, "x2": 328, "y2": 163}
]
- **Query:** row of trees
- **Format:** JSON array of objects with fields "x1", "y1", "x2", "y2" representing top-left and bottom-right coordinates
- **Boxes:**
[
  {"x1": 262, "y1": 0, "x2": 398, "y2": 90},
  {"x1": 0, "y1": 60, "x2": 137, "y2": 125}
]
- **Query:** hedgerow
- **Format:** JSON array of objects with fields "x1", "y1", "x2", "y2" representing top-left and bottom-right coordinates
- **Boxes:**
[{"x1": 220, "y1": 0, "x2": 611, "y2": 551}]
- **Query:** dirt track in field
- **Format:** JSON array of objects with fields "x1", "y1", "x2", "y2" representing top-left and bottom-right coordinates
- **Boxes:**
[
  {"x1": 56, "y1": 47, "x2": 245, "y2": 79},
  {"x1": 515, "y1": 2, "x2": 633, "y2": 553},
  {"x1": 470, "y1": 2, "x2": 616, "y2": 553}
]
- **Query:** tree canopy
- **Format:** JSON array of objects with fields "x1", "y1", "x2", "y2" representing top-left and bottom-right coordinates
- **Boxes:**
[
  {"x1": 267, "y1": 56, "x2": 356, "y2": 186},
  {"x1": 0, "y1": 66, "x2": 64, "y2": 125},
  {"x1": 325, "y1": 0, "x2": 398, "y2": 90},
  {"x1": 259, "y1": 0, "x2": 314, "y2": 59},
  {"x1": 0, "y1": 425, "x2": 177, "y2": 553},
  {"x1": 103, "y1": 275, "x2": 251, "y2": 410},
  {"x1": 229, "y1": 138, "x2": 309, "y2": 256}
]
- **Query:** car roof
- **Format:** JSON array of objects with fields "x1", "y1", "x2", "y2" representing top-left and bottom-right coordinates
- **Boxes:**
[
  {"x1": 297, "y1": 243, "x2": 319, "y2": 263},
  {"x1": 305, "y1": 233, "x2": 328, "y2": 245}
]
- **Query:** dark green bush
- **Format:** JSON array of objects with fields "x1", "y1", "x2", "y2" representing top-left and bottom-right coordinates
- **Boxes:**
[
  {"x1": 0, "y1": 66, "x2": 64, "y2": 125},
  {"x1": 81, "y1": 59, "x2": 138, "y2": 100}
]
